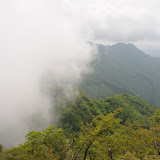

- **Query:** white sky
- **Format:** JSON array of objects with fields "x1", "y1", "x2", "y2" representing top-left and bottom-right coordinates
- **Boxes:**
[
  {"x1": 65, "y1": 0, "x2": 160, "y2": 56},
  {"x1": 1, "y1": 0, "x2": 160, "y2": 56},
  {"x1": 0, "y1": 0, "x2": 94, "y2": 146}
]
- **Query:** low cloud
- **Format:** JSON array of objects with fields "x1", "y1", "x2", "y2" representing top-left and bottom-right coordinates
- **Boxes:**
[
  {"x1": 67, "y1": 0, "x2": 160, "y2": 55},
  {"x1": 0, "y1": 0, "x2": 96, "y2": 146}
]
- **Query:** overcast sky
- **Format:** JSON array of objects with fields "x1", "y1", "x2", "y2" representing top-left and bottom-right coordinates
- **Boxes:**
[
  {"x1": 1, "y1": 0, "x2": 160, "y2": 56},
  {"x1": 65, "y1": 0, "x2": 160, "y2": 56},
  {"x1": 0, "y1": 0, "x2": 95, "y2": 146}
]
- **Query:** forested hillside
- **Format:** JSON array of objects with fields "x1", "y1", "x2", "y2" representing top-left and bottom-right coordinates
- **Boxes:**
[
  {"x1": 1, "y1": 91, "x2": 160, "y2": 160},
  {"x1": 80, "y1": 43, "x2": 160, "y2": 105},
  {"x1": 53, "y1": 90, "x2": 158, "y2": 133}
]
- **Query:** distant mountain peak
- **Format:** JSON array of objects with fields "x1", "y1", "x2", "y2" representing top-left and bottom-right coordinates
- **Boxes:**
[
  {"x1": 81, "y1": 42, "x2": 160, "y2": 105},
  {"x1": 90, "y1": 42, "x2": 139, "y2": 51},
  {"x1": 111, "y1": 43, "x2": 138, "y2": 50},
  {"x1": 108, "y1": 42, "x2": 147, "y2": 58},
  {"x1": 89, "y1": 42, "x2": 149, "y2": 57}
]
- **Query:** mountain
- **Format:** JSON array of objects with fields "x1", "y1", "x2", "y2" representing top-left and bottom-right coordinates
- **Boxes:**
[
  {"x1": 80, "y1": 43, "x2": 160, "y2": 105},
  {"x1": 53, "y1": 90, "x2": 158, "y2": 134}
]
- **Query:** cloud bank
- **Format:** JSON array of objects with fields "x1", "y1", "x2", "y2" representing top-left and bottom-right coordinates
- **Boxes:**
[
  {"x1": 0, "y1": 0, "x2": 95, "y2": 146},
  {"x1": 67, "y1": 0, "x2": 160, "y2": 56}
]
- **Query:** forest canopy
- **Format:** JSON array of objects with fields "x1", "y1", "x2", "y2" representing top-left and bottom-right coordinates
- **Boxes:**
[{"x1": 1, "y1": 91, "x2": 160, "y2": 160}]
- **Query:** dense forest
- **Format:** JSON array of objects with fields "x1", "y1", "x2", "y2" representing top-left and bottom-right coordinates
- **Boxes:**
[
  {"x1": 80, "y1": 43, "x2": 160, "y2": 105},
  {"x1": 1, "y1": 90, "x2": 160, "y2": 160}
]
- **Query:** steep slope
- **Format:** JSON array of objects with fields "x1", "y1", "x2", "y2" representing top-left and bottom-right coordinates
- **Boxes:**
[
  {"x1": 80, "y1": 43, "x2": 160, "y2": 105},
  {"x1": 52, "y1": 90, "x2": 158, "y2": 134},
  {"x1": 2, "y1": 91, "x2": 160, "y2": 159}
]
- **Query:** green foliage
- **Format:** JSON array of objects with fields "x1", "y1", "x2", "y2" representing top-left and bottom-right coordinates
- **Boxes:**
[
  {"x1": 117, "y1": 152, "x2": 139, "y2": 160},
  {"x1": 53, "y1": 90, "x2": 101, "y2": 134},
  {"x1": 150, "y1": 109, "x2": 160, "y2": 125},
  {"x1": 95, "y1": 93, "x2": 157, "y2": 127},
  {"x1": 1, "y1": 126, "x2": 67, "y2": 160},
  {"x1": 108, "y1": 122, "x2": 155, "y2": 159},
  {"x1": 80, "y1": 43, "x2": 160, "y2": 105},
  {"x1": 1, "y1": 109, "x2": 160, "y2": 160},
  {"x1": 1, "y1": 92, "x2": 160, "y2": 159},
  {"x1": 143, "y1": 155, "x2": 160, "y2": 160},
  {"x1": 66, "y1": 108, "x2": 122, "y2": 160},
  {"x1": 54, "y1": 91, "x2": 158, "y2": 135}
]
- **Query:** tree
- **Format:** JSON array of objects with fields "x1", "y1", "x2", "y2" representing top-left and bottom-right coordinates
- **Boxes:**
[
  {"x1": 150, "y1": 109, "x2": 160, "y2": 155},
  {"x1": 0, "y1": 126, "x2": 68, "y2": 160},
  {"x1": 72, "y1": 108, "x2": 122, "y2": 160}
]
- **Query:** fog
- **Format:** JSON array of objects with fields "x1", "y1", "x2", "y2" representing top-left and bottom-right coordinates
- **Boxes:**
[
  {"x1": 0, "y1": 0, "x2": 95, "y2": 146},
  {"x1": 1, "y1": 0, "x2": 160, "y2": 147}
]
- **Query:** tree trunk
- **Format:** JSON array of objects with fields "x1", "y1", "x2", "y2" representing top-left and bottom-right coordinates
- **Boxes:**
[
  {"x1": 73, "y1": 142, "x2": 85, "y2": 160},
  {"x1": 153, "y1": 127, "x2": 160, "y2": 155},
  {"x1": 108, "y1": 145, "x2": 113, "y2": 160},
  {"x1": 83, "y1": 140, "x2": 94, "y2": 160}
]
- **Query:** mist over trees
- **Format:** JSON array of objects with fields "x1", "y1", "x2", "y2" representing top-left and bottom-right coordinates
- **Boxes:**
[
  {"x1": 1, "y1": 91, "x2": 160, "y2": 159},
  {"x1": 80, "y1": 43, "x2": 160, "y2": 105},
  {"x1": 1, "y1": 0, "x2": 160, "y2": 159}
]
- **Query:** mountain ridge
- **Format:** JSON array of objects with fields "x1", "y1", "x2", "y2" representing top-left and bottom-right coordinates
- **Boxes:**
[{"x1": 80, "y1": 42, "x2": 160, "y2": 105}]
